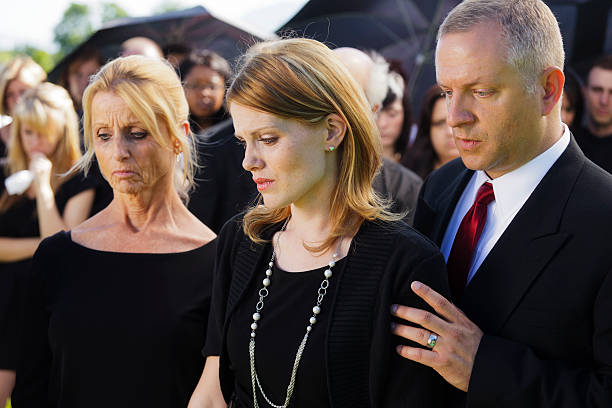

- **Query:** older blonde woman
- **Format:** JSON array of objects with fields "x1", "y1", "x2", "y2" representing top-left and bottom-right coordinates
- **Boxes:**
[
  {"x1": 188, "y1": 38, "x2": 453, "y2": 408},
  {"x1": 14, "y1": 56, "x2": 216, "y2": 408},
  {"x1": 0, "y1": 82, "x2": 96, "y2": 404}
]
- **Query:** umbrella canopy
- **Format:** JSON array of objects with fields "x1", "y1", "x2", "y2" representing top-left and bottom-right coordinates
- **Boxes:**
[
  {"x1": 48, "y1": 6, "x2": 271, "y2": 82},
  {"x1": 281, "y1": 0, "x2": 612, "y2": 114}
]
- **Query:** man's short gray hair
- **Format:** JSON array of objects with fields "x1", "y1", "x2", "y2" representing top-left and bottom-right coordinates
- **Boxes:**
[{"x1": 437, "y1": 0, "x2": 564, "y2": 93}]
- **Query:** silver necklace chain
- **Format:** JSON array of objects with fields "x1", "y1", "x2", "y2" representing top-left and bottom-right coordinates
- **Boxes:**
[{"x1": 249, "y1": 223, "x2": 340, "y2": 408}]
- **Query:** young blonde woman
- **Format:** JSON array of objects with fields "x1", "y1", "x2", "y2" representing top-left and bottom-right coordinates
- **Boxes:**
[
  {"x1": 14, "y1": 56, "x2": 217, "y2": 408},
  {"x1": 189, "y1": 38, "x2": 454, "y2": 408},
  {"x1": 0, "y1": 82, "x2": 96, "y2": 404},
  {"x1": 0, "y1": 57, "x2": 47, "y2": 182}
]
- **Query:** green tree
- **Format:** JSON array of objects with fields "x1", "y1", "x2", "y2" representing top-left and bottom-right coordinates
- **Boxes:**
[
  {"x1": 101, "y1": 2, "x2": 129, "y2": 24},
  {"x1": 152, "y1": 1, "x2": 184, "y2": 15},
  {"x1": 53, "y1": 3, "x2": 93, "y2": 58},
  {"x1": 15, "y1": 46, "x2": 56, "y2": 72}
]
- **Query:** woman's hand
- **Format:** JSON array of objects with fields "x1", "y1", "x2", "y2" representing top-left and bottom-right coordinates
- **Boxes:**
[{"x1": 29, "y1": 153, "x2": 53, "y2": 195}]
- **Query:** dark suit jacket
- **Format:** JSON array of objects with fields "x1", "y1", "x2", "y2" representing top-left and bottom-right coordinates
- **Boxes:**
[
  {"x1": 373, "y1": 157, "x2": 422, "y2": 225},
  {"x1": 414, "y1": 138, "x2": 612, "y2": 407}
]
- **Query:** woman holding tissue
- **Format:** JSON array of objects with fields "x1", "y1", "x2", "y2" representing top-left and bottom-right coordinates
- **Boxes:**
[{"x1": 0, "y1": 82, "x2": 96, "y2": 403}]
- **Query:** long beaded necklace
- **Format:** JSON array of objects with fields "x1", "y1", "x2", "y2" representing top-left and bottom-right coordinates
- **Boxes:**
[{"x1": 249, "y1": 221, "x2": 341, "y2": 408}]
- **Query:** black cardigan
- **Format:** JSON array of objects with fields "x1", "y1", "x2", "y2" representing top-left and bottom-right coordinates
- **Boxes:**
[{"x1": 205, "y1": 215, "x2": 458, "y2": 407}]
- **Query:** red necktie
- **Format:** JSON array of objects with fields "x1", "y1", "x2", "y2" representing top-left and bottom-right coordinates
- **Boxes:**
[{"x1": 447, "y1": 182, "x2": 495, "y2": 300}]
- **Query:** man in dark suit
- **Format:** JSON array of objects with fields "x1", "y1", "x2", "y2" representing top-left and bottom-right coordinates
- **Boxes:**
[{"x1": 390, "y1": 0, "x2": 612, "y2": 406}]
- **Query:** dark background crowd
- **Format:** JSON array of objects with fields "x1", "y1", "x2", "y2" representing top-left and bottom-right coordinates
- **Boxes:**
[{"x1": 0, "y1": 0, "x2": 611, "y2": 407}]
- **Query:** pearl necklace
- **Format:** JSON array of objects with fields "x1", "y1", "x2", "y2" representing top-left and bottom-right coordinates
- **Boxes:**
[{"x1": 249, "y1": 227, "x2": 341, "y2": 408}]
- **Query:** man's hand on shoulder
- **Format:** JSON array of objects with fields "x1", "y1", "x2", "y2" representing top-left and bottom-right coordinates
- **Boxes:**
[{"x1": 391, "y1": 281, "x2": 483, "y2": 392}]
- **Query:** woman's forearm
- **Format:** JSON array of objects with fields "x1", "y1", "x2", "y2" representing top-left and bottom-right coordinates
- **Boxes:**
[
  {"x1": 0, "y1": 237, "x2": 41, "y2": 262},
  {"x1": 35, "y1": 184, "x2": 67, "y2": 238},
  {"x1": 188, "y1": 357, "x2": 227, "y2": 408},
  {"x1": 36, "y1": 188, "x2": 95, "y2": 238}
]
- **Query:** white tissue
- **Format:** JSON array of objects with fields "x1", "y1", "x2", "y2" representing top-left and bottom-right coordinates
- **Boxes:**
[{"x1": 4, "y1": 170, "x2": 34, "y2": 195}]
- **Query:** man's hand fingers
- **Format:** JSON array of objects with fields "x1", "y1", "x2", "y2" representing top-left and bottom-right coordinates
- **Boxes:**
[
  {"x1": 410, "y1": 281, "x2": 460, "y2": 322},
  {"x1": 391, "y1": 304, "x2": 448, "y2": 334},
  {"x1": 391, "y1": 323, "x2": 435, "y2": 347},
  {"x1": 396, "y1": 345, "x2": 437, "y2": 368}
]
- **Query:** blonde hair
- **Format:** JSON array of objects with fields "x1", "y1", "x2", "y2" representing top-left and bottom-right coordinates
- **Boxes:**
[
  {"x1": 78, "y1": 55, "x2": 196, "y2": 201},
  {"x1": 0, "y1": 56, "x2": 47, "y2": 115},
  {"x1": 0, "y1": 83, "x2": 81, "y2": 212},
  {"x1": 227, "y1": 38, "x2": 398, "y2": 253},
  {"x1": 438, "y1": 0, "x2": 564, "y2": 94}
]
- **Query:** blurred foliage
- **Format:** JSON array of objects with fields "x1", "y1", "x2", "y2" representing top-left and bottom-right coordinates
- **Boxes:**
[
  {"x1": 0, "y1": 2, "x2": 130, "y2": 73},
  {"x1": 53, "y1": 3, "x2": 93, "y2": 59},
  {"x1": 153, "y1": 1, "x2": 184, "y2": 15},
  {"x1": 0, "y1": 47, "x2": 55, "y2": 73},
  {"x1": 16, "y1": 46, "x2": 56, "y2": 72},
  {"x1": 102, "y1": 2, "x2": 129, "y2": 24}
]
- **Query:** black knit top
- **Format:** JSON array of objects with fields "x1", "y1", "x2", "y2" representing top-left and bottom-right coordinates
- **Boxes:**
[{"x1": 205, "y1": 215, "x2": 457, "y2": 408}]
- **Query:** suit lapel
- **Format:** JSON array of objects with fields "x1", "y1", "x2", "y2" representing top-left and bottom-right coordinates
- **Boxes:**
[
  {"x1": 429, "y1": 168, "x2": 473, "y2": 245},
  {"x1": 460, "y1": 138, "x2": 585, "y2": 333}
]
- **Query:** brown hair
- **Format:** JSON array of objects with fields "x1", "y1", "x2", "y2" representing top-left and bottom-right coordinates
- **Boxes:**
[{"x1": 227, "y1": 38, "x2": 398, "y2": 253}]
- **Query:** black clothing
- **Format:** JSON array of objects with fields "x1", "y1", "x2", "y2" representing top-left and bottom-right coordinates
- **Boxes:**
[
  {"x1": 0, "y1": 172, "x2": 96, "y2": 238},
  {"x1": 414, "y1": 137, "x2": 612, "y2": 407},
  {"x1": 0, "y1": 136, "x2": 7, "y2": 189},
  {"x1": 205, "y1": 215, "x2": 455, "y2": 408},
  {"x1": 228, "y1": 246, "x2": 344, "y2": 408},
  {"x1": 373, "y1": 157, "x2": 422, "y2": 226},
  {"x1": 14, "y1": 232, "x2": 217, "y2": 408},
  {"x1": 574, "y1": 125, "x2": 612, "y2": 173},
  {"x1": 188, "y1": 119, "x2": 257, "y2": 233},
  {"x1": 0, "y1": 172, "x2": 96, "y2": 370}
]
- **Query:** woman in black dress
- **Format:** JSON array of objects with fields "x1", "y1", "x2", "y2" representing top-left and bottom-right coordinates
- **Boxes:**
[
  {"x1": 0, "y1": 83, "x2": 96, "y2": 404},
  {"x1": 188, "y1": 38, "x2": 453, "y2": 408},
  {"x1": 14, "y1": 56, "x2": 217, "y2": 408}
]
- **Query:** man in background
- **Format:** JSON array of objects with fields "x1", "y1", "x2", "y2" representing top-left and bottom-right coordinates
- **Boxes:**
[{"x1": 575, "y1": 55, "x2": 612, "y2": 172}]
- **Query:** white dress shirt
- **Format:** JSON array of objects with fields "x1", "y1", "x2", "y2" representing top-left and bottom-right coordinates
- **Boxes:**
[{"x1": 440, "y1": 124, "x2": 571, "y2": 284}]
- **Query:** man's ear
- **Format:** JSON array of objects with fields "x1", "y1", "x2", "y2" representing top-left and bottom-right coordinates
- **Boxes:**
[
  {"x1": 324, "y1": 113, "x2": 347, "y2": 150},
  {"x1": 541, "y1": 67, "x2": 564, "y2": 116}
]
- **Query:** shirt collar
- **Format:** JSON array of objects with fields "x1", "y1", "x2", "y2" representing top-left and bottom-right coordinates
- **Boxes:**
[{"x1": 473, "y1": 124, "x2": 571, "y2": 220}]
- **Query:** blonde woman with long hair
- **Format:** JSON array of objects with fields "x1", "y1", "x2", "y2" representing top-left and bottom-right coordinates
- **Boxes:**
[
  {"x1": 189, "y1": 38, "x2": 453, "y2": 408},
  {"x1": 0, "y1": 82, "x2": 95, "y2": 404},
  {"x1": 0, "y1": 57, "x2": 46, "y2": 178}
]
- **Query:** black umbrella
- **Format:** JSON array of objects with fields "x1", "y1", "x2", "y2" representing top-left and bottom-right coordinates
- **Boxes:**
[
  {"x1": 280, "y1": 0, "x2": 612, "y2": 114},
  {"x1": 280, "y1": 0, "x2": 460, "y2": 114},
  {"x1": 49, "y1": 6, "x2": 269, "y2": 82}
]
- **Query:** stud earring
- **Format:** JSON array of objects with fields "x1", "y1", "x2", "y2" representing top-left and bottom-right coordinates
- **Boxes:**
[
  {"x1": 173, "y1": 140, "x2": 182, "y2": 154},
  {"x1": 327, "y1": 146, "x2": 335, "y2": 152}
]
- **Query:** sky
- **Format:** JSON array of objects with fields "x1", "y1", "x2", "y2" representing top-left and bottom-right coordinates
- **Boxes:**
[{"x1": 0, "y1": 0, "x2": 308, "y2": 52}]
